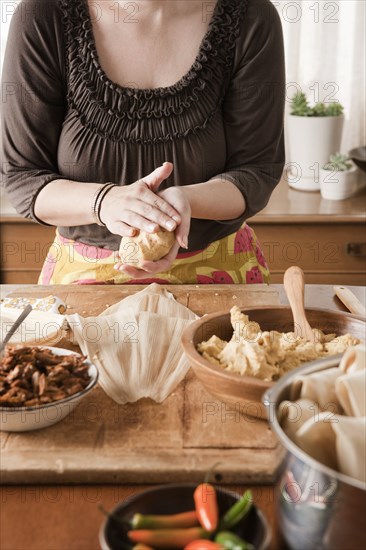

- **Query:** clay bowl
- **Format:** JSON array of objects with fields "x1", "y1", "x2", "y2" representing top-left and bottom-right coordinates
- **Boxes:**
[{"x1": 181, "y1": 307, "x2": 365, "y2": 420}]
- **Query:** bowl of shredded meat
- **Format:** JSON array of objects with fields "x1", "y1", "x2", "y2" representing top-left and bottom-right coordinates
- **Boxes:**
[{"x1": 0, "y1": 346, "x2": 98, "y2": 432}]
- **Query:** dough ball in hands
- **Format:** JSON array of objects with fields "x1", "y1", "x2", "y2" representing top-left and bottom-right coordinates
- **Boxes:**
[{"x1": 119, "y1": 229, "x2": 176, "y2": 267}]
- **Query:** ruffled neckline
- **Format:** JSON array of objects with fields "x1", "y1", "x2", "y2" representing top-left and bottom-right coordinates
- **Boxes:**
[
  {"x1": 58, "y1": 0, "x2": 249, "y2": 142},
  {"x1": 82, "y1": 0, "x2": 223, "y2": 97}
]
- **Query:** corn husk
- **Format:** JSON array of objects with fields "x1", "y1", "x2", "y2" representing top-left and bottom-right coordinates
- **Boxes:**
[
  {"x1": 282, "y1": 344, "x2": 366, "y2": 482},
  {"x1": 67, "y1": 284, "x2": 198, "y2": 403}
]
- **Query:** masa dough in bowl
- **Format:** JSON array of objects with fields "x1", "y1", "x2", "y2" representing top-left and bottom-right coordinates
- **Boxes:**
[{"x1": 119, "y1": 229, "x2": 175, "y2": 267}]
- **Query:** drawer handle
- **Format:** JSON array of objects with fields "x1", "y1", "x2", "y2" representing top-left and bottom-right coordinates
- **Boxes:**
[{"x1": 346, "y1": 242, "x2": 366, "y2": 257}]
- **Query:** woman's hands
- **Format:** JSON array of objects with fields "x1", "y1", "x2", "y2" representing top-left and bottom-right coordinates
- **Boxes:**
[
  {"x1": 100, "y1": 162, "x2": 181, "y2": 237},
  {"x1": 157, "y1": 185, "x2": 191, "y2": 250},
  {"x1": 115, "y1": 239, "x2": 182, "y2": 279},
  {"x1": 111, "y1": 162, "x2": 192, "y2": 278}
]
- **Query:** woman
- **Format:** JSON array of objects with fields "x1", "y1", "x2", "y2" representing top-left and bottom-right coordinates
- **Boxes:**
[{"x1": 1, "y1": 0, "x2": 285, "y2": 284}]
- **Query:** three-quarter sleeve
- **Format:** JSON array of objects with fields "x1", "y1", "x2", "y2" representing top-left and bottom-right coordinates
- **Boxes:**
[
  {"x1": 212, "y1": 0, "x2": 285, "y2": 222},
  {"x1": 1, "y1": 0, "x2": 67, "y2": 223}
]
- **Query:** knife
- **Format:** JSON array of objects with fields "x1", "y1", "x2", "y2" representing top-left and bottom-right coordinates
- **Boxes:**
[
  {"x1": 334, "y1": 286, "x2": 366, "y2": 318},
  {"x1": 0, "y1": 304, "x2": 33, "y2": 355}
]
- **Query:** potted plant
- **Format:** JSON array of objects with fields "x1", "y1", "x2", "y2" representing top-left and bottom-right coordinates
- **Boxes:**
[
  {"x1": 320, "y1": 153, "x2": 357, "y2": 200},
  {"x1": 287, "y1": 92, "x2": 344, "y2": 191}
]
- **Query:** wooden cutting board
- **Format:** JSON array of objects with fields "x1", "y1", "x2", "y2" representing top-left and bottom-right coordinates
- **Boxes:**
[{"x1": 0, "y1": 284, "x2": 285, "y2": 484}]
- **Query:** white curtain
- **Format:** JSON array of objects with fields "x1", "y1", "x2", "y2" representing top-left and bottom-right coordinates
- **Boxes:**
[
  {"x1": 1, "y1": 1, "x2": 20, "y2": 70},
  {"x1": 276, "y1": 0, "x2": 366, "y2": 155},
  {"x1": 1, "y1": 0, "x2": 365, "y2": 152}
]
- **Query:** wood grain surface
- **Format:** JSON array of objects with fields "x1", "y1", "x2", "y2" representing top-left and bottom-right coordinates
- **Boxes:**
[{"x1": 0, "y1": 284, "x2": 283, "y2": 484}]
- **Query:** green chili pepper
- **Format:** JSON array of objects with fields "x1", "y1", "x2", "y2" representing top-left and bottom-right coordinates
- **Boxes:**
[
  {"x1": 214, "y1": 531, "x2": 254, "y2": 550},
  {"x1": 219, "y1": 490, "x2": 253, "y2": 530}
]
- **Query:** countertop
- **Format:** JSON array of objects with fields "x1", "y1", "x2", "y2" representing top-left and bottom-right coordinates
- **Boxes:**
[
  {"x1": 1, "y1": 174, "x2": 366, "y2": 223},
  {"x1": 247, "y1": 173, "x2": 366, "y2": 224}
]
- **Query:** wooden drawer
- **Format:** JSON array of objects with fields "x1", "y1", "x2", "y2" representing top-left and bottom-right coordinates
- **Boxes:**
[
  {"x1": 1, "y1": 220, "x2": 365, "y2": 285},
  {"x1": 0, "y1": 270, "x2": 43, "y2": 284},
  {"x1": 251, "y1": 222, "x2": 366, "y2": 285},
  {"x1": 0, "y1": 222, "x2": 55, "y2": 284}
]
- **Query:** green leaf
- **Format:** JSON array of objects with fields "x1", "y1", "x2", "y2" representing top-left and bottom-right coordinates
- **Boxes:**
[
  {"x1": 325, "y1": 102, "x2": 344, "y2": 116},
  {"x1": 290, "y1": 92, "x2": 344, "y2": 117},
  {"x1": 322, "y1": 153, "x2": 352, "y2": 172}
]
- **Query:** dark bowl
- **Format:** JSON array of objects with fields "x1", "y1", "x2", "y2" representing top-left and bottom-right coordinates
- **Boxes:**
[
  {"x1": 99, "y1": 484, "x2": 271, "y2": 550},
  {"x1": 348, "y1": 146, "x2": 366, "y2": 172}
]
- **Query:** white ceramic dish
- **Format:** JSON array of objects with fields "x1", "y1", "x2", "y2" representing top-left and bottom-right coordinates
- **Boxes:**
[{"x1": 0, "y1": 346, "x2": 99, "y2": 432}]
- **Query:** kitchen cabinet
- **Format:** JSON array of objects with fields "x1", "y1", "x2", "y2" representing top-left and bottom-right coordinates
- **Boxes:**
[
  {"x1": 0, "y1": 218, "x2": 55, "y2": 284},
  {"x1": 1, "y1": 177, "x2": 365, "y2": 284},
  {"x1": 248, "y1": 176, "x2": 366, "y2": 284}
]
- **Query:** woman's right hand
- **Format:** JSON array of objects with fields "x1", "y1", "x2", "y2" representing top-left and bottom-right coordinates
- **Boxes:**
[{"x1": 99, "y1": 163, "x2": 181, "y2": 237}]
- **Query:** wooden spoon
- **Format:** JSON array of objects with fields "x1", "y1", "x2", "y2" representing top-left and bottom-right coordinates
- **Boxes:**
[
  {"x1": 334, "y1": 286, "x2": 366, "y2": 317},
  {"x1": 284, "y1": 266, "x2": 315, "y2": 343}
]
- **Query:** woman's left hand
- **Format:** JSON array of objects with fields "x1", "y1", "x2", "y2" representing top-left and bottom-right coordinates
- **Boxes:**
[{"x1": 114, "y1": 164, "x2": 191, "y2": 278}]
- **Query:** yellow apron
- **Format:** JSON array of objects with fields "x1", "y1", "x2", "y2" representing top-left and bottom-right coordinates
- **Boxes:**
[{"x1": 38, "y1": 224, "x2": 269, "y2": 285}]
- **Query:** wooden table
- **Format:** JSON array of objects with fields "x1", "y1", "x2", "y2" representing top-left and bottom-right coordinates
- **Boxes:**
[{"x1": 1, "y1": 283, "x2": 365, "y2": 550}]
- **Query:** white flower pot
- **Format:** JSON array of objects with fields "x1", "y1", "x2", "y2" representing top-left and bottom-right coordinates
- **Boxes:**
[
  {"x1": 320, "y1": 166, "x2": 358, "y2": 200},
  {"x1": 287, "y1": 115, "x2": 344, "y2": 191}
]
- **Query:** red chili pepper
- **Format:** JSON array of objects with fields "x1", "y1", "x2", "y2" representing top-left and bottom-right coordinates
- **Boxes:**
[
  {"x1": 193, "y1": 483, "x2": 219, "y2": 532},
  {"x1": 185, "y1": 540, "x2": 224, "y2": 550},
  {"x1": 131, "y1": 510, "x2": 199, "y2": 529},
  {"x1": 127, "y1": 527, "x2": 210, "y2": 548}
]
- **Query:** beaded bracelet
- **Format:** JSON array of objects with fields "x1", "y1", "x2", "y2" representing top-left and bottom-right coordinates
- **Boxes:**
[{"x1": 91, "y1": 183, "x2": 118, "y2": 226}]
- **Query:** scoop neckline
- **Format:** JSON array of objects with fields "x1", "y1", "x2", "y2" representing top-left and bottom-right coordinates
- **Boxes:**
[{"x1": 82, "y1": 0, "x2": 222, "y2": 96}]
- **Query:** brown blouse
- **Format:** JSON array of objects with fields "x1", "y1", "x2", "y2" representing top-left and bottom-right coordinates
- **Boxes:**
[{"x1": 1, "y1": 0, "x2": 285, "y2": 252}]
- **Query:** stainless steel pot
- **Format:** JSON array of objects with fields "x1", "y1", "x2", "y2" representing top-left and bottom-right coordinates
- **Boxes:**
[{"x1": 263, "y1": 355, "x2": 366, "y2": 550}]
